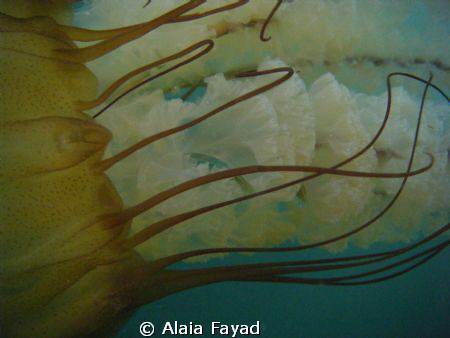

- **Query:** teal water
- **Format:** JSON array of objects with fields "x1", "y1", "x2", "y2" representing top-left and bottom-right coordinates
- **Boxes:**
[{"x1": 116, "y1": 241, "x2": 449, "y2": 338}]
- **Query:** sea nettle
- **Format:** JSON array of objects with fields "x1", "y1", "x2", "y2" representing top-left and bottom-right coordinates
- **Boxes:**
[{"x1": 1, "y1": 0, "x2": 448, "y2": 337}]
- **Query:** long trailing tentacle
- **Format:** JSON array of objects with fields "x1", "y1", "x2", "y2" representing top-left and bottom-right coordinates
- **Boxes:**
[
  {"x1": 170, "y1": 0, "x2": 250, "y2": 22},
  {"x1": 52, "y1": 0, "x2": 206, "y2": 62},
  {"x1": 90, "y1": 39, "x2": 214, "y2": 118},
  {"x1": 55, "y1": 0, "x2": 251, "y2": 46},
  {"x1": 139, "y1": 74, "x2": 447, "y2": 283},
  {"x1": 85, "y1": 0, "x2": 283, "y2": 116},
  {"x1": 110, "y1": 73, "x2": 450, "y2": 295},
  {"x1": 183, "y1": 224, "x2": 449, "y2": 280},
  {"x1": 204, "y1": 223, "x2": 450, "y2": 277},
  {"x1": 78, "y1": 39, "x2": 214, "y2": 112},
  {"x1": 131, "y1": 224, "x2": 448, "y2": 306},
  {"x1": 233, "y1": 226, "x2": 449, "y2": 285},
  {"x1": 97, "y1": 67, "x2": 294, "y2": 170},
  {"x1": 113, "y1": 157, "x2": 433, "y2": 235},
  {"x1": 56, "y1": 21, "x2": 149, "y2": 42},
  {"x1": 175, "y1": 225, "x2": 449, "y2": 287},
  {"x1": 141, "y1": 0, "x2": 280, "y2": 41},
  {"x1": 252, "y1": 240, "x2": 449, "y2": 286},
  {"x1": 116, "y1": 73, "x2": 445, "y2": 254},
  {"x1": 99, "y1": 70, "x2": 447, "y2": 171}
]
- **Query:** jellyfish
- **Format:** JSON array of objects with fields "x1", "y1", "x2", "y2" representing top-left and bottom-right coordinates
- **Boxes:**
[{"x1": 0, "y1": 0, "x2": 448, "y2": 337}]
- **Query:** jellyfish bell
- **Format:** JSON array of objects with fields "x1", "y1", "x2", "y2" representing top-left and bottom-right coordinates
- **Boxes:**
[
  {"x1": 0, "y1": 0, "x2": 448, "y2": 337},
  {"x1": 0, "y1": 0, "x2": 77, "y2": 23}
]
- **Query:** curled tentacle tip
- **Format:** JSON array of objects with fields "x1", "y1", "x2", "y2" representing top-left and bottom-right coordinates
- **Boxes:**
[{"x1": 260, "y1": 0, "x2": 282, "y2": 42}]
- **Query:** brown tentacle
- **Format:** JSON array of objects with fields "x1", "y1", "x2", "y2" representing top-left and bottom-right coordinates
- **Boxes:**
[
  {"x1": 241, "y1": 238, "x2": 448, "y2": 285},
  {"x1": 97, "y1": 67, "x2": 294, "y2": 170},
  {"x1": 170, "y1": 0, "x2": 250, "y2": 22},
  {"x1": 91, "y1": 40, "x2": 214, "y2": 119},
  {"x1": 115, "y1": 156, "x2": 432, "y2": 237},
  {"x1": 75, "y1": 0, "x2": 251, "y2": 40},
  {"x1": 122, "y1": 73, "x2": 438, "y2": 257},
  {"x1": 132, "y1": 224, "x2": 448, "y2": 305},
  {"x1": 57, "y1": 22, "x2": 147, "y2": 42},
  {"x1": 328, "y1": 242, "x2": 448, "y2": 285},
  {"x1": 78, "y1": 40, "x2": 213, "y2": 111},
  {"x1": 60, "y1": 0, "x2": 251, "y2": 42},
  {"x1": 172, "y1": 223, "x2": 449, "y2": 275},
  {"x1": 52, "y1": 0, "x2": 206, "y2": 63}
]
